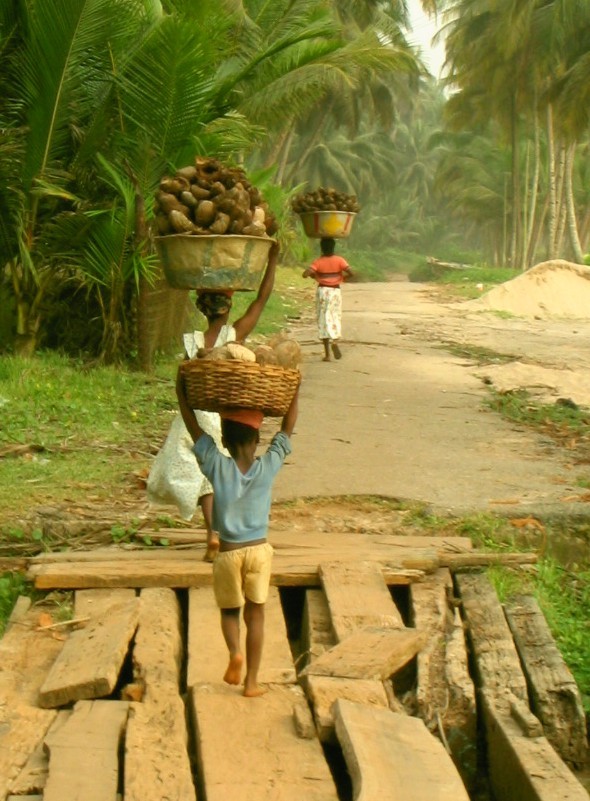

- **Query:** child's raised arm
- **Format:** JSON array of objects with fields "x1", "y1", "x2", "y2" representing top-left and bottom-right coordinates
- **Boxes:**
[
  {"x1": 176, "y1": 365, "x2": 204, "y2": 444},
  {"x1": 281, "y1": 382, "x2": 300, "y2": 437}
]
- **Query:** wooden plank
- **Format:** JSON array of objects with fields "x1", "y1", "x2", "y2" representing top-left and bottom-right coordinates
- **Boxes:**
[
  {"x1": 124, "y1": 587, "x2": 196, "y2": 801},
  {"x1": 300, "y1": 588, "x2": 394, "y2": 743},
  {"x1": 319, "y1": 561, "x2": 404, "y2": 641},
  {"x1": 131, "y1": 587, "x2": 182, "y2": 690},
  {"x1": 43, "y1": 700, "x2": 129, "y2": 801},
  {"x1": 505, "y1": 595, "x2": 588, "y2": 766},
  {"x1": 27, "y1": 530, "x2": 474, "y2": 562},
  {"x1": 333, "y1": 699, "x2": 470, "y2": 801},
  {"x1": 126, "y1": 698, "x2": 196, "y2": 801},
  {"x1": 301, "y1": 675, "x2": 389, "y2": 744},
  {"x1": 481, "y1": 691, "x2": 589, "y2": 801},
  {"x1": 38, "y1": 598, "x2": 140, "y2": 708},
  {"x1": 74, "y1": 588, "x2": 136, "y2": 618},
  {"x1": 8, "y1": 711, "x2": 70, "y2": 796},
  {"x1": 0, "y1": 603, "x2": 64, "y2": 798},
  {"x1": 27, "y1": 542, "x2": 439, "y2": 566},
  {"x1": 1, "y1": 706, "x2": 58, "y2": 799},
  {"x1": 190, "y1": 683, "x2": 339, "y2": 801},
  {"x1": 187, "y1": 586, "x2": 296, "y2": 688},
  {"x1": 455, "y1": 572, "x2": 528, "y2": 709},
  {"x1": 5, "y1": 595, "x2": 32, "y2": 630},
  {"x1": 0, "y1": 602, "x2": 66, "y2": 704},
  {"x1": 442, "y1": 552, "x2": 537, "y2": 568},
  {"x1": 300, "y1": 588, "x2": 337, "y2": 668},
  {"x1": 29, "y1": 558, "x2": 423, "y2": 589},
  {"x1": 300, "y1": 627, "x2": 427, "y2": 681},
  {"x1": 411, "y1": 569, "x2": 477, "y2": 789},
  {"x1": 29, "y1": 554, "x2": 542, "y2": 590}
]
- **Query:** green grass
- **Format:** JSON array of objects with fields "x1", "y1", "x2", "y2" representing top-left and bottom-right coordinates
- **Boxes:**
[
  {"x1": 408, "y1": 261, "x2": 518, "y2": 297},
  {"x1": 485, "y1": 558, "x2": 590, "y2": 711},
  {"x1": 0, "y1": 351, "x2": 176, "y2": 519},
  {"x1": 441, "y1": 342, "x2": 517, "y2": 366},
  {"x1": 0, "y1": 265, "x2": 311, "y2": 523},
  {"x1": 436, "y1": 265, "x2": 518, "y2": 300},
  {"x1": 534, "y1": 559, "x2": 590, "y2": 708},
  {"x1": 0, "y1": 572, "x2": 31, "y2": 636},
  {"x1": 486, "y1": 390, "x2": 590, "y2": 461}
]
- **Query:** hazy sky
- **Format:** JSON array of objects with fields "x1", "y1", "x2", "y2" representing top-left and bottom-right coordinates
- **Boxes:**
[{"x1": 406, "y1": 0, "x2": 446, "y2": 78}]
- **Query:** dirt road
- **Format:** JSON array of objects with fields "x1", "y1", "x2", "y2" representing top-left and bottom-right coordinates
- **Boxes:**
[{"x1": 272, "y1": 280, "x2": 590, "y2": 517}]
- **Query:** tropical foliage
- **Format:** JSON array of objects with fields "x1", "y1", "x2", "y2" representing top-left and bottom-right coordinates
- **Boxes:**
[
  {"x1": 442, "y1": 0, "x2": 590, "y2": 268},
  {"x1": 1, "y1": 0, "x2": 590, "y2": 363},
  {"x1": 0, "y1": 0, "x2": 426, "y2": 363}
]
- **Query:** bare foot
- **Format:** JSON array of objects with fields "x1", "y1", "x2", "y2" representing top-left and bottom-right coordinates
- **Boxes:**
[
  {"x1": 322, "y1": 356, "x2": 331, "y2": 362},
  {"x1": 223, "y1": 653, "x2": 243, "y2": 685},
  {"x1": 243, "y1": 684, "x2": 267, "y2": 698},
  {"x1": 331, "y1": 342, "x2": 342, "y2": 360},
  {"x1": 203, "y1": 533, "x2": 220, "y2": 562}
]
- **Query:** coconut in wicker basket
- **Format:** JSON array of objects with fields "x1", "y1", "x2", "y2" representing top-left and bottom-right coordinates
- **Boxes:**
[{"x1": 180, "y1": 359, "x2": 300, "y2": 417}]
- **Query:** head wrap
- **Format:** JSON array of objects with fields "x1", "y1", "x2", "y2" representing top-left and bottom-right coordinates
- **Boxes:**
[
  {"x1": 196, "y1": 290, "x2": 234, "y2": 319},
  {"x1": 220, "y1": 408, "x2": 264, "y2": 430}
]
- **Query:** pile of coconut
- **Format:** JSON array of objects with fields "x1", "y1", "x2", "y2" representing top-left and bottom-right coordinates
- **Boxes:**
[
  {"x1": 196, "y1": 333, "x2": 301, "y2": 369},
  {"x1": 291, "y1": 186, "x2": 361, "y2": 214},
  {"x1": 465, "y1": 260, "x2": 590, "y2": 319},
  {"x1": 154, "y1": 157, "x2": 278, "y2": 238}
]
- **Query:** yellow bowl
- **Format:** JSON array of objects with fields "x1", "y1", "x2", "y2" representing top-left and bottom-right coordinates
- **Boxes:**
[{"x1": 298, "y1": 211, "x2": 357, "y2": 239}]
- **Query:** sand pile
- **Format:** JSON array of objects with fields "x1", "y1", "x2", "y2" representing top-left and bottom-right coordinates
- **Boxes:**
[{"x1": 465, "y1": 260, "x2": 590, "y2": 319}]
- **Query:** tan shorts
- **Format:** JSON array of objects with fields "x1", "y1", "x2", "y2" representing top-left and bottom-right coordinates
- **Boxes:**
[{"x1": 213, "y1": 542, "x2": 273, "y2": 609}]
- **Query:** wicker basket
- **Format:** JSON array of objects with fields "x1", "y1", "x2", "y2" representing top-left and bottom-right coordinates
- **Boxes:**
[
  {"x1": 155, "y1": 234, "x2": 275, "y2": 290},
  {"x1": 180, "y1": 359, "x2": 300, "y2": 417},
  {"x1": 298, "y1": 210, "x2": 357, "y2": 239}
]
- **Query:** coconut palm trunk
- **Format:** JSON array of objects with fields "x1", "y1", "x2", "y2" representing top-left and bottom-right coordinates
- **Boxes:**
[
  {"x1": 509, "y1": 93, "x2": 522, "y2": 269},
  {"x1": 564, "y1": 142, "x2": 584, "y2": 263}
]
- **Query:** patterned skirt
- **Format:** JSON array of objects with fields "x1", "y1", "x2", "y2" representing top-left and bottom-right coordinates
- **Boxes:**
[{"x1": 316, "y1": 286, "x2": 342, "y2": 340}]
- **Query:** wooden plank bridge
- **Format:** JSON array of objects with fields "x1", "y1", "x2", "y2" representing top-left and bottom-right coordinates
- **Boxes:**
[{"x1": 0, "y1": 528, "x2": 587, "y2": 801}]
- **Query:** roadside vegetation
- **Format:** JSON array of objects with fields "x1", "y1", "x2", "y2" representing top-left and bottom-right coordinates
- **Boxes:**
[
  {"x1": 0, "y1": 265, "x2": 308, "y2": 525},
  {"x1": 403, "y1": 505, "x2": 590, "y2": 711},
  {"x1": 3, "y1": 0, "x2": 590, "y2": 365}
]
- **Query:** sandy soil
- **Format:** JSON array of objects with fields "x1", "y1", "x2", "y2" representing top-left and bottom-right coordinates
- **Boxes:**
[{"x1": 269, "y1": 275, "x2": 590, "y2": 518}]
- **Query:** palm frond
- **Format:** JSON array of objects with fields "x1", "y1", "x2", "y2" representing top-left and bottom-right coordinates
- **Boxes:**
[
  {"x1": 21, "y1": 0, "x2": 143, "y2": 191},
  {"x1": 115, "y1": 16, "x2": 220, "y2": 159}
]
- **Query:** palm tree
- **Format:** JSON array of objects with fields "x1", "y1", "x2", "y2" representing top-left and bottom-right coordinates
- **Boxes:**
[
  {"x1": 245, "y1": 1, "x2": 423, "y2": 186},
  {"x1": 443, "y1": 0, "x2": 590, "y2": 267},
  {"x1": 2, "y1": 0, "x2": 424, "y2": 362},
  {"x1": 0, "y1": 0, "x2": 164, "y2": 356},
  {"x1": 433, "y1": 127, "x2": 512, "y2": 263}
]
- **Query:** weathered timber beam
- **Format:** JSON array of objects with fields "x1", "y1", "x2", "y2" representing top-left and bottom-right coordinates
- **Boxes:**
[
  {"x1": 28, "y1": 561, "x2": 424, "y2": 590},
  {"x1": 443, "y1": 552, "x2": 537, "y2": 568}
]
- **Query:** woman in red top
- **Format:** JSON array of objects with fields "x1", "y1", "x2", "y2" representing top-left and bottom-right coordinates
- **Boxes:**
[{"x1": 302, "y1": 237, "x2": 353, "y2": 361}]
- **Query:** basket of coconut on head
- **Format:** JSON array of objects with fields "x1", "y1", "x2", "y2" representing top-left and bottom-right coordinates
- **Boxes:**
[
  {"x1": 180, "y1": 334, "x2": 301, "y2": 417},
  {"x1": 154, "y1": 157, "x2": 278, "y2": 291},
  {"x1": 292, "y1": 186, "x2": 360, "y2": 239}
]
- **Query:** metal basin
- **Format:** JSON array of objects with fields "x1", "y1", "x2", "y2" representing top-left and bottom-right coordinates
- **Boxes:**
[
  {"x1": 155, "y1": 234, "x2": 275, "y2": 290},
  {"x1": 298, "y1": 211, "x2": 357, "y2": 239}
]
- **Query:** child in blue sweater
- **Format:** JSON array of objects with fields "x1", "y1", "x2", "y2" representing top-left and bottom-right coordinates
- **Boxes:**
[{"x1": 176, "y1": 367, "x2": 299, "y2": 696}]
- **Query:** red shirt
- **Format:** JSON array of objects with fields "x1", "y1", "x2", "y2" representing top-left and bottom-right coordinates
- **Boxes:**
[{"x1": 310, "y1": 255, "x2": 350, "y2": 287}]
